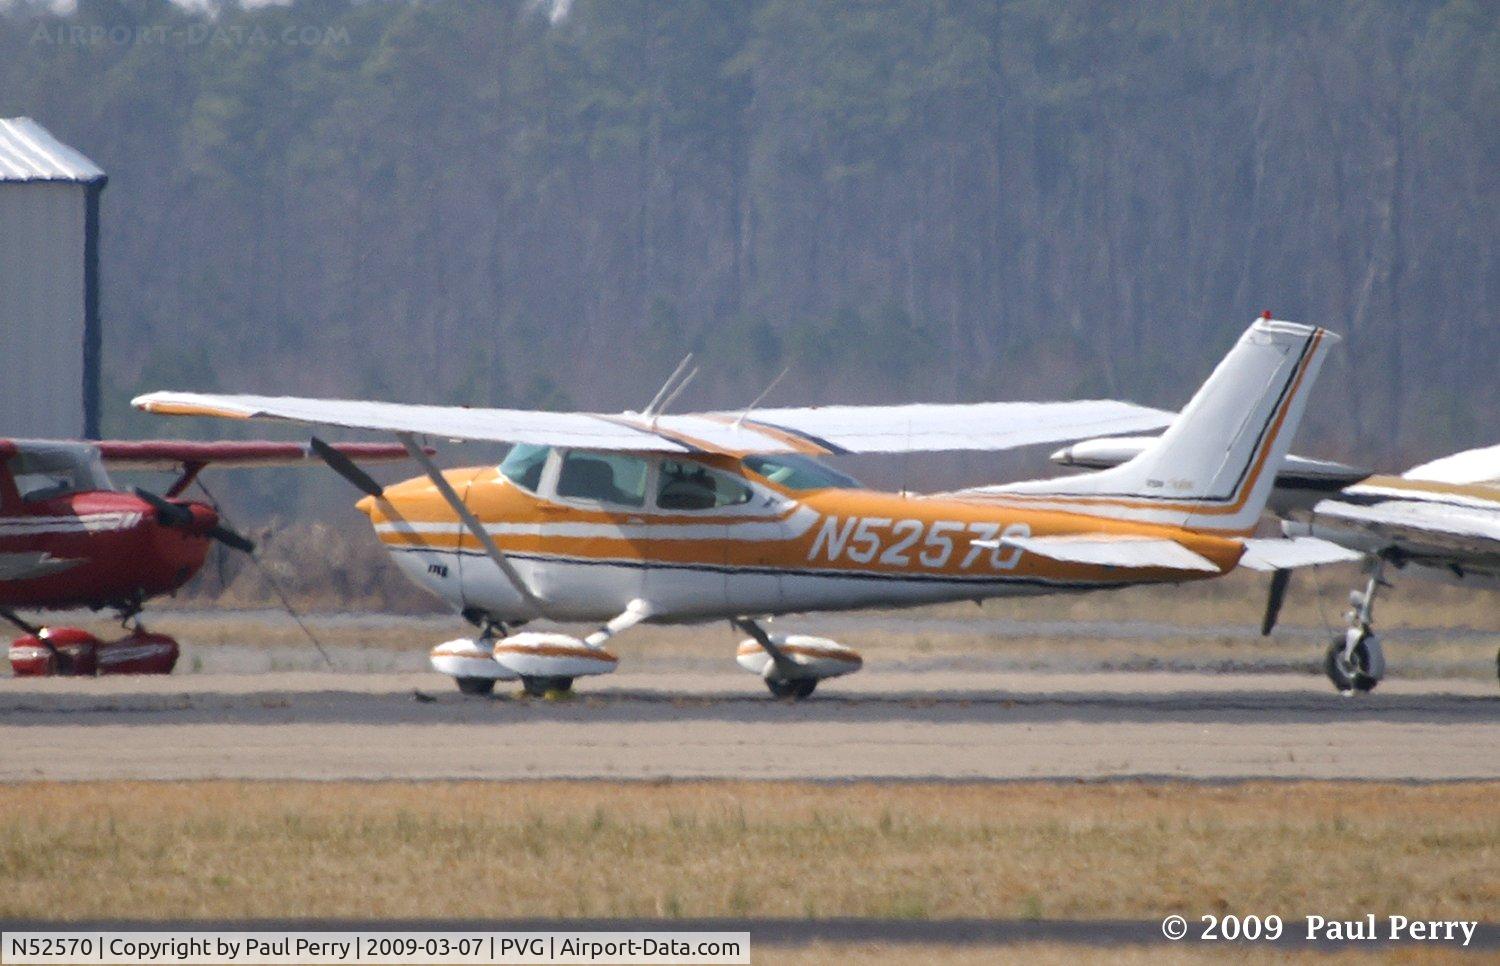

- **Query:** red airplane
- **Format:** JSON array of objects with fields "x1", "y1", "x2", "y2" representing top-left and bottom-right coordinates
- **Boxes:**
[{"x1": 1, "y1": 438, "x2": 409, "y2": 676}]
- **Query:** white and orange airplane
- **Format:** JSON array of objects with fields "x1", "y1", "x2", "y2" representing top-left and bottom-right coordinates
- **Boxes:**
[{"x1": 134, "y1": 314, "x2": 1351, "y2": 698}]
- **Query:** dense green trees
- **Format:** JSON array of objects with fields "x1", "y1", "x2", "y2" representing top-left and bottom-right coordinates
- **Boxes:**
[{"x1": 3, "y1": 0, "x2": 1495, "y2": 475}]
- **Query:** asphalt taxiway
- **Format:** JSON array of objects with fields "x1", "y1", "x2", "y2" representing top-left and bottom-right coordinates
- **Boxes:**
[{"x1": 2, "y1": 667, "x2": 1494, "y2": 782}]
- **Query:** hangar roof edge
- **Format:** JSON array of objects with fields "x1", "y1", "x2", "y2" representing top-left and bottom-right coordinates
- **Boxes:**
[{"x1": 0, "y1": 117, "x2": 105, "y2": 183}]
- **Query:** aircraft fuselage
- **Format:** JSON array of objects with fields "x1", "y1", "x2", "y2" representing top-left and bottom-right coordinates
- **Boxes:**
[{"x1": 360, "y1": 451, "x2": 1243, "y2": 624}]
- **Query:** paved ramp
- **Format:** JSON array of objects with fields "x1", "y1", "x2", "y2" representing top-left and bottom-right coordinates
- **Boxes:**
[{"x1": 2, "y1": 669, "x2": 1495, "y2": 782}]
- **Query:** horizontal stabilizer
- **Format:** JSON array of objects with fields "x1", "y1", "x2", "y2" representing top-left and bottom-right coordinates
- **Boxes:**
[
  {"x1": 1236, "y1": 536, "x2": 1363, "y2": 572},
  {"x1": 973, "y1": 534, "x2": 1220, "y2": 572}
]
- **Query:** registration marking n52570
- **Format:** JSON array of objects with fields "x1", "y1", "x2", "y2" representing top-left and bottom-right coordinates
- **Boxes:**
[{"x1": 808, "y1": 516, "x2": 1028, "y2": 570}]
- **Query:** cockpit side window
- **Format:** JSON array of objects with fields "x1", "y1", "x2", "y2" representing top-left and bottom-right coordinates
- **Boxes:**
[
  {"x1": 498, "y1": 443, "x2": 551, "y2": 493},
  {"x1": 741, "y1": 453, "x2": 861, "y2": 491},
  {"x1": 556, "y1": 450, "x2": 649, "y2": 508},
  {"x1": 657, "y1": 461, "x2": 753, "y2": 511},
  {"x1": 8, "y1": 448, "x2": 110, "y2": 503}
]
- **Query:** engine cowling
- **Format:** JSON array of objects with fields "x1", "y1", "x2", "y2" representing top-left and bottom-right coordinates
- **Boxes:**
[
  {"x1": 491, "y1": 632, "x2": 619, "y2": 680},
  {"x1": 736, "y1": 634, "x2": 863, "y2": 681},
  {"x1": 429, "y1": 637, "x2": 519, "y2": 682}
]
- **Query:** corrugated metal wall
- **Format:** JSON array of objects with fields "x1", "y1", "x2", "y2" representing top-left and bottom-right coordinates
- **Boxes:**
[{"x1": 0, "y1": 181, "x2": 88, "y2": 439}]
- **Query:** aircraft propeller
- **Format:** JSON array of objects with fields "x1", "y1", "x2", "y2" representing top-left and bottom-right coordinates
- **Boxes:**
[{"x1": 133, "y1": 487, "x2": 257, "y2": 554}]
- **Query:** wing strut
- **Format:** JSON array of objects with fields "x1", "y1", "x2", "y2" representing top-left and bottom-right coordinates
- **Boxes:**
[
  {"x1": 396, "y1": 432, "x2": 547, "y2": 615},
  {"x1": 0, "y1": 607, "x2": 41, "y2": 636}
]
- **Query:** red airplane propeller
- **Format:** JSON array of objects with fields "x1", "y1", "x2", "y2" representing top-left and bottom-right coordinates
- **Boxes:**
[{"x1": 0, "y1": 438, "x2": 411, "y2": 677}]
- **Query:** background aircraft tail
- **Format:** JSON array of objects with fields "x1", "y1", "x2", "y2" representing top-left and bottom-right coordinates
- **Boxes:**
[{"x1": 994, "y1": 315, "x2": 1337, "y2": 534}]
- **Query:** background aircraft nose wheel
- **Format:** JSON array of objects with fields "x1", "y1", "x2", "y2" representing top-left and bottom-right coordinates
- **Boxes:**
[
  {"x1": 521, "y1": 675, "x2": 574, "y2": 698},
  {"x1": 766, "y1": 677, "x2": 817, "y2": 699},
  {"x1": 1324, "y1": 632, "x2": 1381, "y2": 693},
  {"x1": 455, "y1": 677, "x2": 496, "y2": 695}
]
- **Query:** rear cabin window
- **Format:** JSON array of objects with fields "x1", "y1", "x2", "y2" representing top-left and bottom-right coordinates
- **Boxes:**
[
  {"x1": 741, "y1": 454, "x2": 861, "y2": 491},
  {"x1": 556, "y1": 451, "x2": 649, "y2": 508},
  {"x1": 657, "y1": 461, "x2": 753, "y2": 511},
  {"x1": 498, "y1": 443, "x2": 550, "y2": 492}
]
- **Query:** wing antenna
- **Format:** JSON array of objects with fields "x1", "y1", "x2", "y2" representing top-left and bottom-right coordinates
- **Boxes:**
[
  {"x1": 642, "y1": 353, "x2": 695, "y2": 418},
  {"x1": 651, "y1": 365, "x2": 699, "y2": 427},
  {"x1": 733, "y1": 366, "x2": 791, "y2": 429}
]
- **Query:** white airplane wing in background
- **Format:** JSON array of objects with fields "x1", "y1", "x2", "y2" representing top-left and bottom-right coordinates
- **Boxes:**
[
  {"x1": 1312, "y1": 497, "x2": 1500, "y2": 555},
  {"x1": 132, "y1": 391, "x2": 1175, "y2": 457},
  {"x1": 1401, "y1": 443, "x2": 1500, "y2": 485}
]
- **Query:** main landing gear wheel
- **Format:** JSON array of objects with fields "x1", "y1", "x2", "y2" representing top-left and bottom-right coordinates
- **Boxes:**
[
  {"x1": 521, "y1": 675, "x2": 574, "y2": 698},
  {"x1": 455, "y1": 677, "x2": 496, "y2": 695},
  {"x1": 766, "y1": 678, "x2": 817, "y2": 700},
  {"x1": 1325, "y1": 634, "x2": 1382, "y2": 693}
]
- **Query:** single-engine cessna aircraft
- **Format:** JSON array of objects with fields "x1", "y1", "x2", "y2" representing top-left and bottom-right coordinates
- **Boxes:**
[
  {"x1": 136, "y1": 315, "x2": 1344, "y2": 698},
  {"x1": 1051, "y1": 438, "x2": 1500, "y2": 691},
  {"x1": 1, "y1": 438, "x2": 408, "y2": 676}
]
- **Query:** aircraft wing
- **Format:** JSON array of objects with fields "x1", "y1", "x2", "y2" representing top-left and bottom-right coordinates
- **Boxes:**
[
  {"x1": 972, "y1": 533, "x2": 1221, "y2": 571},
  {"x1": 96, "y1": 440, "x2": 412, "y2": 470},
  {"x1": 133, "y1": 392, "x2": 1175, "y2": 457},
  {"x1": 1049, "y1": 436, "x2": 1370, "y2": 489},
  {"x1": 1312, "y1": 497, "x2": 1500, "y2": 560},
  {"x1": 1402, "y1": 443, "x2": 1500, "y2": 485}
]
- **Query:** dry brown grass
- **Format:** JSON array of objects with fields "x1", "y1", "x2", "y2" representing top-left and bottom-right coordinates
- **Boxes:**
[{"x1": 0, "y1": 781, "x2": 1493, "y2": 922}]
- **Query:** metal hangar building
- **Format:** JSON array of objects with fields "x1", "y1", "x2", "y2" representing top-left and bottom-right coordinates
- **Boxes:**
[{"x1": 0, "y1": 117, "x2": 106, "y2": 439}]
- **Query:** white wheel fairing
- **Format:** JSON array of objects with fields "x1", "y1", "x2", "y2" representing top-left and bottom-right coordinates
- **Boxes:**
[
  {"x1": 736, "y1": 634, "x2": 863, "y2": 681},
  {"x1": 429, "y1": 638, "x2": 519, "y2": 681},
  {"x1": 491, "y1": 632, "x2": 619, "y2": 679}
]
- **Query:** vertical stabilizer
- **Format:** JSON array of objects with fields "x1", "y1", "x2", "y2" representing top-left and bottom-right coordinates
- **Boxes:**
[{"x1": 995, "y1": 315, "x2": 1337, "y2": 533}]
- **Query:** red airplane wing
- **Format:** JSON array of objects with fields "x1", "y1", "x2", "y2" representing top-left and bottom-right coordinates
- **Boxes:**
[{"x1": 93, "y1": 440, "x2": 412, "y2": 470}]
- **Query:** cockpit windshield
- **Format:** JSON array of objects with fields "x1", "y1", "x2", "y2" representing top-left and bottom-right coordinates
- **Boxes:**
[
  {"x1": 741, "y1": 453, "x2": 861, "y2": 491},
  {"x1": 498, "y1": 443, "x2": 550, "y2": 492},
  {"x1": 7, "y1": 443, "x2": 112, "y2": 503}
]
